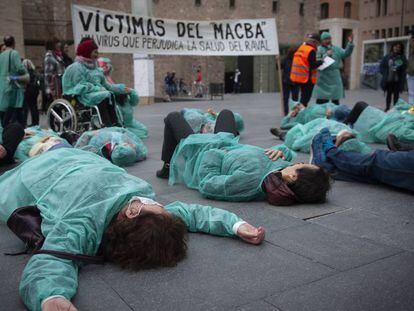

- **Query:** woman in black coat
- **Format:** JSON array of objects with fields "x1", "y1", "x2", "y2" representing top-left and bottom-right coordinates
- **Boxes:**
[{"x1": 380, "y1": 43, "x2": 407, "y2": 111}]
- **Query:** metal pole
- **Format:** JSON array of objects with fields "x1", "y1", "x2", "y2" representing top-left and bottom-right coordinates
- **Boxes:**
[
  {"x1": 400, "y1": 0, "x2": 405, "y2": 34},
  {"x1": 276, "y1": 55, "x2": 284, "y2": 116}
]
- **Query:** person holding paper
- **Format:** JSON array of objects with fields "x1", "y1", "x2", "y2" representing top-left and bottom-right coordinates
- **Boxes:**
[{"x1": 313, "y1": 32, "x2": 354, "y2": 105}]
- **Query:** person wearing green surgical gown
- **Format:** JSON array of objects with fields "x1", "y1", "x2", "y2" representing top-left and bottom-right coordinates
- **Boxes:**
[
  {"x1": 182, "y1": 108, "x2": 245, "y2": 134},
  {"x1": 169, "y1": 133, "x2": 331, "y2": 205},
  {"x1": 284, "y1": 118, "x2": 372, "y2": 154},
  {"x1": 0, "y1": 36, "x2": 28, "y2": 126},
  {"x1": 313, "y1": 32, "x2": 354, "y2": 104},
  {"x1": 75, "y1": 127, "x2": 147, "y2": 166},
  {"x1": 349, "y1": 100, "x2": 414, "y2": 144},
  {"x1": 98, "y1": 57, "x2": 148, "y2": 139},
  {"x1": 0, "y1": 148, "x2": 265, "y2": 311}
]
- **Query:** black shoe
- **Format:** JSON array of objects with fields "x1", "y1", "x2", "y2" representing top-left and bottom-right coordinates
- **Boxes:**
[
  {"x1": 156, "y1": 163, "x2": 170, "y2": 179},
  {"x1": 387, "y1": 134, "x2": 414, "y2": 151},
  {"x1": 270, "y1": 127, "x2": 284, "y2": 138}
]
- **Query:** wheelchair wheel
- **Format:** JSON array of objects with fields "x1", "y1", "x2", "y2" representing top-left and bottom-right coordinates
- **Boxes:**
[{"x1": 47, "y1": 99, "x2": 77, "y2": 133}]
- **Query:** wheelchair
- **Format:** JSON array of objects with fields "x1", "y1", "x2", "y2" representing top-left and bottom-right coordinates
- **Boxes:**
[{"x1": 46, "y1": 96, "x2": 123, "y2": 134}]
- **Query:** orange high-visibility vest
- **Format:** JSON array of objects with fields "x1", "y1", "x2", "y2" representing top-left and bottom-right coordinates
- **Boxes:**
[{"x1": 290, "y1": 43, "x2": 317, "y2": 84}]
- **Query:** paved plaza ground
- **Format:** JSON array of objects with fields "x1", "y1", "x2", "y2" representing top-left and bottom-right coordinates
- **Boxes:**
[{"x1": 1, "y1": 89, "x2": 413, "y2": 311}]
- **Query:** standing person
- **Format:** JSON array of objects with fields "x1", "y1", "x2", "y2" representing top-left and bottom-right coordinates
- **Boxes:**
[
  {"x1": 281, "y1": 46, "x2": 299, "y2": 115},
  {"x1": 195, "y1": 66, "x2": 203, "y2": 98},
  {"x1": 313, "y1": 32, "x2": 354, "y2": 105},
  {"x1": 0, "y1": 35, "x2": 28, "y2": 126},
  {"x1": 43, "y1": 38, "x2": 66, "y2": 108},
  {"x1": 380, "y1": 42, "x2": 407, "y2": 111},
  {"x1": 407, "y1": 31, "x2": 414, "y2": 105},
  {"x1": 22, "y1": 59, "x2": 40, "y2": 127},
  {"x1": 62, "y1": 42, "x2": 73, "y2": 67},
  {"x1": 290, "y1": 33, "x2": 323, "y2": 107},
  {"x1": 233, "y1": 68, "x2": 241, "y2": 94}
]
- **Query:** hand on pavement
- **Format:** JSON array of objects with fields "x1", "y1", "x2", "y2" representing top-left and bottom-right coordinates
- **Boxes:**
[
  {"x1": 237, "y1": 223, "x2": 265, "y2": 245},
  {"x1": 42, "y1": 297, "x2": 78, "y2": 311}
]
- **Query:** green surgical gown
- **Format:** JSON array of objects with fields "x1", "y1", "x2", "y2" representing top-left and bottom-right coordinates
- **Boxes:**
[
  {"x1": 0, "y1": 148, "x2": 244, "y2": 311},
  {"x1": 0, "y1": 49, "x2": 27, "y2": 111},
  {"x1": 169, "y1": 132, "x2": 296, "y2": 201}
]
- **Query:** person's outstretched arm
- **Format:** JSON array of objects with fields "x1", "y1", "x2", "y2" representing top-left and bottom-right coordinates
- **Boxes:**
[
  {"x1": 265, "y1": 144, "x2": 297, "y2": 162},
  {"x1": 165, "y1": 201, "x2": 265, "y2": 245}
]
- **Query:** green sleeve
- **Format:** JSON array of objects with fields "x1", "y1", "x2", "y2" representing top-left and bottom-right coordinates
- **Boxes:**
[
  {"x1": 269, "y1": 144, "x2": 297, "y2": 162},
  {"x1": 340, "y1": 43, "x2": 354, "y2": 59},
  {"x1": 280, "y1": 115, "x2": 298, "y2": 130},
  {"x1": 65, "y1": 67, "x2": 101, "y2": 95},
  {"x1": 11, "y1": 50, "x2": 27, "y2": 75},
  {"x1": 101, "y1": 76, "x2": 126, "y2": 94},
  {"x1": 19, "y1": 242, "x2": 79, "y2": 311},
  {"x1": 197, "y1": 149, "x2": 263, "y2": 201},
  {"x1": 165, "y1": 201, "x2": 243, "y2": 237}
]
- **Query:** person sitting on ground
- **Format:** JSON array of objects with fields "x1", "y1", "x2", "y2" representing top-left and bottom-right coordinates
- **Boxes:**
[
  {"x1": 0, "y1": 123, "x2": 25, "y2": 168},
  {"x1": 98, "y1": 57, "x2": 148, "y2": 139},
  {"x1": 158, "y1": 110, "x2": 331, "y2": 205},
  {"x1": 0, "y1": 147, "x2": 264, "y2": 311},
  {"x1": 310, "y1": 128, "x2": 414, "y2": 192},
  {"x1": 62, "y1": 38, "x2": 131, "y2": 127},
  {"x1": 75, "y1": 127, "x2": 147, "y2": 166}
]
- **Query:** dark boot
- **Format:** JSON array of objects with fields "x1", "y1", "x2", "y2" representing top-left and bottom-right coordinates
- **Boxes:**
[
  {"x1": 156, "y1": 163, "x2": 170, "y2": 179},
  {"x1": 387, "y1": 134, "x2": 414, "y2": 151}
]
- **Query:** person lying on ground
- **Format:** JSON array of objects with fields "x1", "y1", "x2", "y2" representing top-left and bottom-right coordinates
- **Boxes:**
[
  {"x1": 0, "y1": 147, "x2": 265, "y2": 311},
  {"x1": 310, "y1": 128, "x2": 414, "y2": 192},
  {"x1": 158, "y1": 110, "x2": 331, "y2": 205}
]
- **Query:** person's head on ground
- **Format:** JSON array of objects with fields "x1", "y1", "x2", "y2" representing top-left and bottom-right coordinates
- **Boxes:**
[
  {"x1": 3, "y1": 35, "x2": 15, "y2": 48},
  {"x1": 76, "y1": 38, "x2": 99, "y2": 60},
  {"x1": 110, "y1": 143, "x2": 137, "y2": 166},
  {"x1": 103, "y1": 199, "x2": 188, "y2": 270},
  {"x1": 320, "y1": 32, "x2": 332, "y2": 47},
  {"x1": 305, "y1": 33, "x2": 320, "y2": 48},
  {"x1": 263, "y1": 164, "x2": 331, "y2": 205},
  {"x1": 45, "y1": 37, "x2": 62, "y2": 53},
  {"x1": 390, "y1": 42, "x2": 404, "y2": 55}
]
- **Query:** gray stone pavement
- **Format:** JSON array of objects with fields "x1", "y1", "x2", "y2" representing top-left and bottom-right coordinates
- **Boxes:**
[{"x1": 1, "y1": 89, "x2": 413, "y2": 311}]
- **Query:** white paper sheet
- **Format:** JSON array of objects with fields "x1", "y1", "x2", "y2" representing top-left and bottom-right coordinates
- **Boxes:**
[{"x1": 318, "y1": 56, "x2": 335, "y2": 71}]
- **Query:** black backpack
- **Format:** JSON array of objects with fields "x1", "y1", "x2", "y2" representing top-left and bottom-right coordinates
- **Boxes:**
[{"x1": 5, "y1": 205, "x2": 104, "y2": 265}]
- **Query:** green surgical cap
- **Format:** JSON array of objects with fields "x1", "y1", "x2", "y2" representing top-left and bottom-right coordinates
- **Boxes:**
[
  {"x1": 321, "y1": 32, "x2": 332, "y2": 40},
  {"x1": 111, "y1": 144, "x2": 136, "y2": 167}
]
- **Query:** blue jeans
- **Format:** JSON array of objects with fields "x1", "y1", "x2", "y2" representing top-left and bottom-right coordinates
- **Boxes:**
[{"x1": 327, "y1": 148, "x2": 414, "y2": 192}]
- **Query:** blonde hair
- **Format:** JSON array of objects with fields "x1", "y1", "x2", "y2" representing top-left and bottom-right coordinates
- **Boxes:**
[{"x1": 22, "y1": 59, "x2": 35, "y2": 71}]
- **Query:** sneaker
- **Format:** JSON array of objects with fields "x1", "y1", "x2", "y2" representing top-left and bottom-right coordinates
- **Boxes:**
[
  {"x1": 270, "y1": 127, "x2": 282, "y2": 137},
  {"x1": 156, "y1": 163, "x2": 170, "y2": 179},
  {"x1": 309, "y1": 128, "x2": 336, "y2": 165},
  {"x1": 335, "y1": 130, "x2": 355, "y2": 147}
]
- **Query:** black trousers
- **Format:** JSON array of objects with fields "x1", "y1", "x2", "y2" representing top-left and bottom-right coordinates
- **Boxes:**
[
  {"x1": 316, "y1": 99, "x2": 340, "y2": 105},
  {"x1": 98, "y1": 98, "x2": 118, "y2": 127},
  {"x1": 282, "y1": 82, "x2": 299, "y2": 116},
  {"x1": 3, "y1": 107, "x2": 24, "y2": 127},
  {"x1": 23, "y1": 87, "x2": 40, "y2": 126},
  {"x1": 161, "y1": 109, "x2": 238, "y2": 163},
  {"x1": 345, "y1": 101, "x2": 368, "y2": 125},
  {"x1": 0, "y1": 123, "x2": 25, "y2": 165},
  {"x1": 292, "y1": 82, "x2": 314, "y2": 107},
  {"x1": 385, "y1": 82, "x2": 400, "y2": 111}
]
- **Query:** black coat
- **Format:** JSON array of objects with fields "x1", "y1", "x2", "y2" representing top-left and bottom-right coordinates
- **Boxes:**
[{"x1": 379, "y1": 53, "x2": 407, "y2": 92}]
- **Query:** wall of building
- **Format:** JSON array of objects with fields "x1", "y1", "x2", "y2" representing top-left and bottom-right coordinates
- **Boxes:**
[
  {"x1": 0, "y1": 1, "x2": 25, "y2": 57},
  {"x1": 320, "y1": 0, "x2": 359, "y2": 19}
]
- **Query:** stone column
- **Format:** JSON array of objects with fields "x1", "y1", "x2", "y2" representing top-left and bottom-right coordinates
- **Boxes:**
[
  {"x1": 131, "y1": 0, "x2": 155, "y2": 105},
  {"x1": 0, "y1": 0, "x2": 25, "y2": 57}
]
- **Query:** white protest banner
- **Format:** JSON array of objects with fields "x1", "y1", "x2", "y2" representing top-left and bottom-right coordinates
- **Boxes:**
[{"x1": 72, "y1": 5, "x2": 279, "y2": 56}]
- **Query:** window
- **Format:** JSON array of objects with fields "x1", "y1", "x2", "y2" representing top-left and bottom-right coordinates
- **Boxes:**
[
  {"x1": 299, "y1": 3, "x2": 304, "y2": 16},
  {"x1": 272, "y1": 0, "x2": 278, "y2": 13},
  {"x1": 375, "y1": 30, "x2": 380, "y2": 39},
  {"x1": 381, "y1": 29, "x2": 386, "y2": 38},
  {"x1": 394, "y1": 27, "x2": 399, "y2": 37},
  {"x1": 344, "y1": 1, "x2": 352, "y2": 18},
  {"x1": 404, "y1": 26, "x2": 410, "y2": 35},
  {"x1": 229, "y1": 0, "x2": 235, "y2": 9},
  {"x1": 195, "y1": 0, "x2": 201, "y2": 7},
  {"x1": 388, "y1": 28, "x2": 393, "y2": 37},
  {"x1": 383, "y1": 0, "x2": 388, "y2": 16},
  {"x1": 376, "y1": 0, "x2": 381, "y2": 17},
  {"x1": 320, "y1": 3, "x2": 329, "y2": 19}
]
